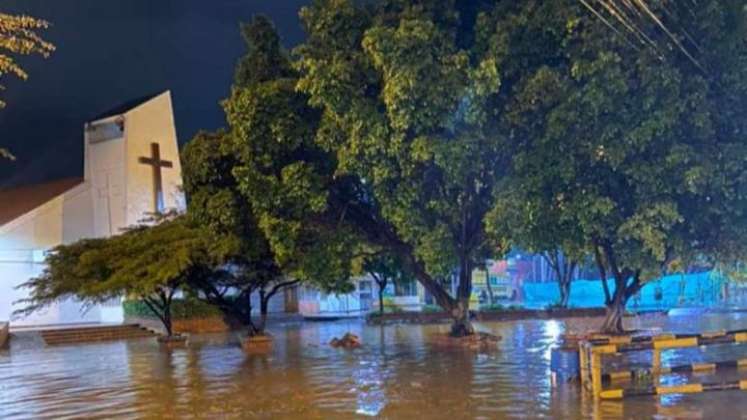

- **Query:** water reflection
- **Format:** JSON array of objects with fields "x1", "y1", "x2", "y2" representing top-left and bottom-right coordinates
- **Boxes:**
[{"x1": 2, "y1": 315, "x2": 747, "y2": 418}]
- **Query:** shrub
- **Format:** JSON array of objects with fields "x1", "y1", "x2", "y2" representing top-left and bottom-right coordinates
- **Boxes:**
[
  {"x1": 422, "y1": 304, "x2": 445, "y2": 313},
  {"x1": 386, "y1": 304, "x2": 404, "y2": 313},
  {"x1": 382, "y1": 297, "x2": 404, "y2": 313},
  {"x1": 123, "y1": 298, "x2": 224, "y2": 320}
]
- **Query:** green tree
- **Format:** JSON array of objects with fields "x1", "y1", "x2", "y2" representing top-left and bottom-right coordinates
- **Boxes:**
[
  {"x1": 363, "y1": 253, "x2": 411, "y2": 315},
  {"x1": 0, "y1": 12, "x2": 55, "y2": 159},
  {"x1": 224, "y1": 15, "x2": 358, "y2": 294},
  {"x1": 183, "y1": 16, "x2": 356, "y2": 334},
  {"x1": 16, "y1": 215, "x2": 232, "y2": 336},
  {"x1": 226, "y1": 1, "x2": 513, "y2": 337},
  {"x1": 0, "y1": 12, "x2": 54, "y2": 108},
  {"x1": 491, "y1": 183, "x2": 586, "y2": 308},
  {"x1": 490, "y1": 0, "x2": 747, "y2": 333},
  {"x1": 182, "y1": 130, "x2": 300, "y2": 336}
]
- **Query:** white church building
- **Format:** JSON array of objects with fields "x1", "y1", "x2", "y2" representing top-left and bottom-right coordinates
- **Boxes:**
[{"x1": 0, "y1": 92, "x2": 185, "y2": 327}]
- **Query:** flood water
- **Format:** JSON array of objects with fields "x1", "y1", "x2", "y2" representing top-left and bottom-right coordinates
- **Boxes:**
[{"x1": 3, "y1": 314, "x2": 747, "y2": 419}]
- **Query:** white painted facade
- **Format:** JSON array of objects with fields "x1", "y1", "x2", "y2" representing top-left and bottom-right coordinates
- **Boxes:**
[
  {"x1": 0, "y1": 92, "x2": 184, "y2": 326},
  {"x1": 298, "y1": 275, "x2": 426, "y2": 318}
]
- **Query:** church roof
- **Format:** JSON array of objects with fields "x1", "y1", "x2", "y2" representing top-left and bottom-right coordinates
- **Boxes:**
[
  {"x1": 90, "y1": 92, "x2": 163, "y2": 122},
  {"x1": 0, "y1": 177, "x2": 84, "y2": 227}
]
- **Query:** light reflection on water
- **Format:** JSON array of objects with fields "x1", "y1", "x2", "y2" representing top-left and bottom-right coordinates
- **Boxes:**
[{"x1": 2, "y1": 314, "x2": 747, "y2": 419}]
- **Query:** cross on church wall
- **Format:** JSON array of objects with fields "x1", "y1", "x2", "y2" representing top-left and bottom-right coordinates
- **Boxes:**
[{"x1": 138, "y1": 142, "x2": 173, "y2": 213}]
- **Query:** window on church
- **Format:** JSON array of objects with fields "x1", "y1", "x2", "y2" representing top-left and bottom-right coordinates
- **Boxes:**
[{"x1": 87, "y1": 120, "x2": 124, "y2": 144}]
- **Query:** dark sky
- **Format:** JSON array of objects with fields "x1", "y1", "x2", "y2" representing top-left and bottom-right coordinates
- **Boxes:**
[{"x1": 0, "y1": 0, "x2": 308, "y2": 187}]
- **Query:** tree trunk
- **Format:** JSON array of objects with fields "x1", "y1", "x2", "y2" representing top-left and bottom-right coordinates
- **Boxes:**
[
  {"x1": 451, "y1": 258, "x2": 475, "y2": 337},
  {"x1": 163, "y1": 302, "x2": 173, "y2": 337},
  {"x1": 257, "y1": 290, "x2": 269, "y2": 335},
  {"x1": 253, "y1": 280, "x2": 299, "y2": 336},
  {"x1": 600, "y1": 296, "x2": 626, "y2": 334},
  {"x1": 142, "y1": 296, "x2": 173, "y2": 337},
  {"x1": 558, "y1": 280, "x2": 570, "y2": 308},
  {"x1": 228, "y1": 291, "x2": 258, "y2": 336},
  {"x1": 403, "y1": 248, "x2": 474, "y2": 336},
  {"x1": 545, "y1": 251, "x2": 575, "y2": 309},
  {"x1": 450, "y1": 298, "x2": 475, "y2": 337},
  {"x1": 485, "y1": 274, "x2": 495, "y2": 306},
  {"x1": 378, "y1": 282, "x2": 386, "y2": 315},
  {"x1": 558, "y1": 261, "x2": 576, "y2": 308},
  {"x1": 194, "y1": 280, "x2": 257, "y2": 331},
  {"x1": 593, "y1": 242, "x2": 639, "y2": 335},
  {"x1": 370, "y1": 273, "x2": 387, "y2": 315}
]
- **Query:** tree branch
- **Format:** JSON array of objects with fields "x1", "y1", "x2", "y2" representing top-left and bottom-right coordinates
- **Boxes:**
[
  {"x1": 593, "y1": 242, "x2": 612, "y2": 305},
  {"x1": 142, "y1": 295, "x2": 168, "y2": 328},
  {"x1": 625, "y1": 269, "x2": 644, "y2": 298},
  {"x1": 267, "y1": 279, "x2": 300, "y2": 300}
]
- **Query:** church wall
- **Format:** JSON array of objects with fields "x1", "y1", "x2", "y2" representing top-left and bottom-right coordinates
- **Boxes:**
[
  {"x1": 123, "y1": 92, "x2": 184, "y2": 225},
  {"x1": 0, "y1": 261, "x2": 56, "y2": 325},
  {"x1": 0, "y1": 194, "x2": 65, "y2": 250},
  {"x1": 0, "y1": 183, "x2": 102, "y2": 324},
  {"x1": 61, "y1": 186, "x2": 95, "y2": 243},
  {"x1": 86, "y1": 133, "x2": 127, "y2": 236}
]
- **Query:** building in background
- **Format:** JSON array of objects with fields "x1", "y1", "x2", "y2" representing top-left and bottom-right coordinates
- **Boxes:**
[{"x1": 298, "y1": 278, "x2": 371, "y2": 319}]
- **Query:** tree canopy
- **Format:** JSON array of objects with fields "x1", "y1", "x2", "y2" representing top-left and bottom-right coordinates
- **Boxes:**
[
  {"x1": 0, "y1": 12, "x2": 55, "y2": 159},
  {"x1": 221, "y1": 1, "x2": 518, "y2": 336},
  {"x1": 19, "y1": 0, "x2": 747, "y2": 339},
  {"x1": 182, "y1": 128, "x2": 301, "y2": 335},
  {"x1": 16, "y1": 215, "x2": 234, "y2": 335},
  {"x1": 363, "y1": 252, "x2": 412, "y2": 315},
  {"x1": 183, "y1": 15, "x2": 359, "y2": 334},
  {"x1": 212, "y1": 0, "x2": 747, "y2": 335},
  {"x1": 0, "y1": 12, "x2": 54, "y2": 108},
  {"x1": 488, "y1": 0, "x2": 747, "y2": 332}
]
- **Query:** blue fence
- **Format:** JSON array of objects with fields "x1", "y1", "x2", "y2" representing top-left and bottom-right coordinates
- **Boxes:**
[{"x1": 522, "y1": 271, "x2": 725, "y2": 310}]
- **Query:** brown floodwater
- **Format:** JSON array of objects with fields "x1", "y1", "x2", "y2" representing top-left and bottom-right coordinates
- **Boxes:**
[{"x1": 3, "y1": 313, "x2": 747, "y2": 419}]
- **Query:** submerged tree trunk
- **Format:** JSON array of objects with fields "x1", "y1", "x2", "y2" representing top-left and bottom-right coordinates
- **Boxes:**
[
  {"x1": 558, "y1": 281, "x2": 570, "y2": 308},
  {"x1": 601, "y1": 294, "x2": 626, "y2": 334},
  {"x1": 369, "y1": 272, "x2": 388, "y2": 315},
  {"x1": 544, "y1": 250, "x2": 576, "y2": 309},
  {"x1": 407, "y1": 255, "x2": 474, "y2": 336},
  {"x1": 193, "y1": 279, "x2": 258, "y2": 333},
  {"x1": 142, "y1": 288, "x2": 176, "y2": 337},
  {"x1": 257, "y1": 289, "x2": 269, "y2": 335},
  {"x1": 378, "y1": 285, "x2": 386, "y2": 315},
  {"x1": 451, "y1": 258, "x2": 475, "y2": 337},
  {"x1": 162, "y1": 302, "x2": 173, "y2": 337},
  {"x1": 217, "y1": 290, "x2": 257, "y2": 334},
  {"x1": 485, "y1": 272, "x2": 495, "y2": 306},
  {"x1": 450, "y1": 298, "x2": 475, "y2": 337},
  {"x1": 594, "y1": 242, "x2": 643, "y2": 335},
  {"x1": 255, "y1": 279, "x2": 299, "y2": 336},
  {"x1": 557, "y1": 261, "x2": 576, "y2": 308}
]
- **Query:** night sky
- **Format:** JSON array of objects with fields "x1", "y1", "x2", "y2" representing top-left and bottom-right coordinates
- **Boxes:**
[{"x1": 0, "y1": 0, "x2": 308, "y2": 187}]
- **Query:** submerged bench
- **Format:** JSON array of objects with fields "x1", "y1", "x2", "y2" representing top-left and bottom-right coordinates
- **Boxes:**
[{"x1": 579, "y1": 329, "x2": 747, "y2": 399}]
